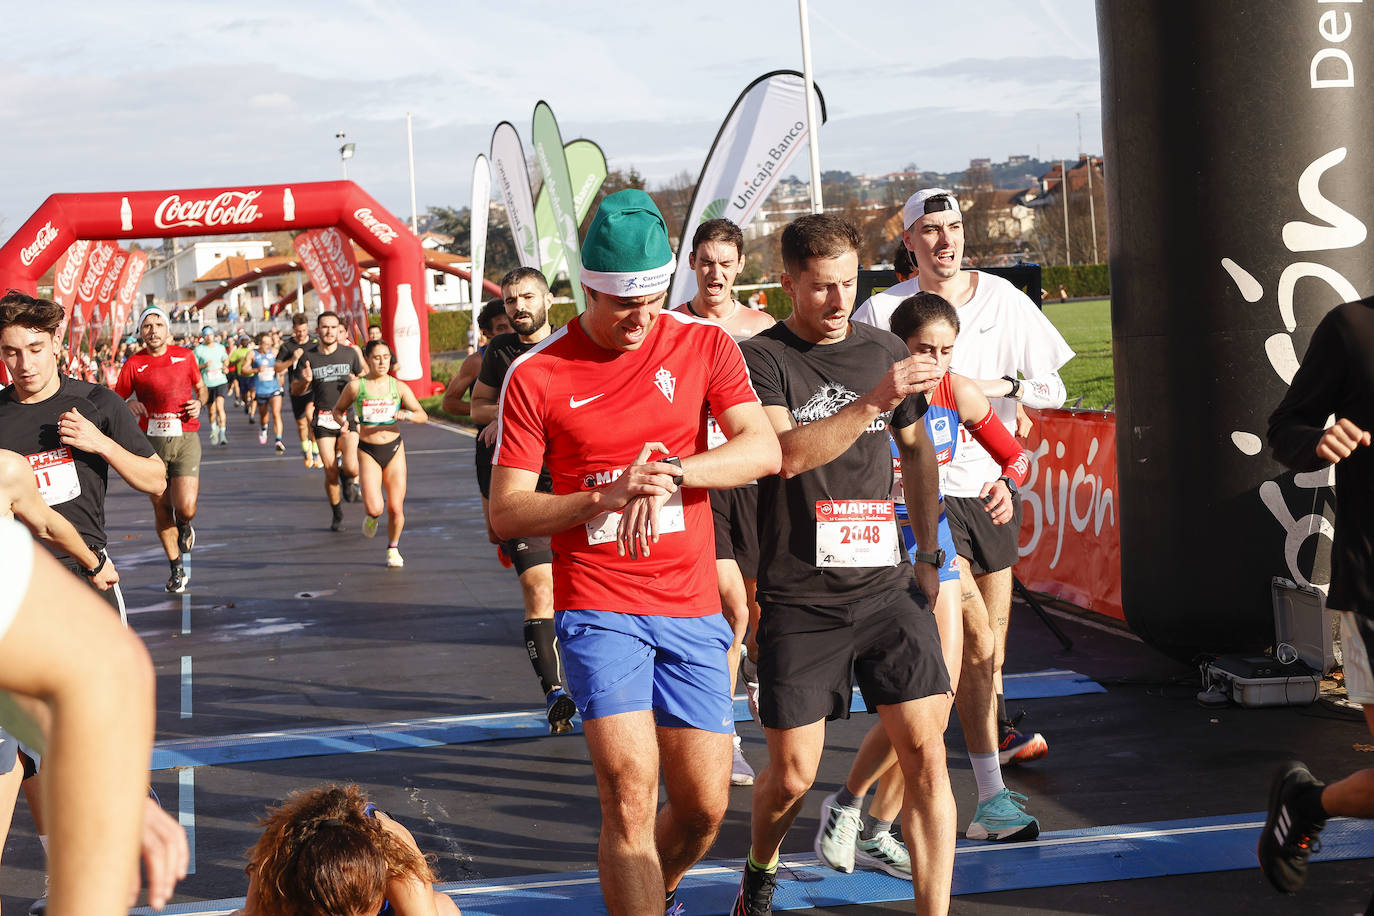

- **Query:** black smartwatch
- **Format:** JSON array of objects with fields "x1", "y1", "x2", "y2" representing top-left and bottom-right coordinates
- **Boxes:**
[
  {"x1": 1002, "y1": 375, "x2": 1022, "y2": 399},
  {"x1": 999, "y1": 476, "x2": 1019, "y2": 499},
  {"x1": 82, "y1": 549, "x2": 109, "y2": 578},
  {"x1": 913, "y1": 548, "x2": 946, "y2": 568}
]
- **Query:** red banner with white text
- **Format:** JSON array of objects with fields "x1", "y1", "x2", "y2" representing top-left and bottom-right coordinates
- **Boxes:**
[
  {"x1": 293, "y1": 233, "x2": 336, "y2": 313},
  {"x1": 309, "y1": 227, "x2": 368, "y2": 340},
  {"x1": 68, "y1": 240, "x2": 118, "y2": 360},
  {"x1": 50, "y1": 239, "x2": 92, "y2": 330},
  {"x1": 111, "y1": 250, "x2": 149, "y2": 341},
  {"x1": 1015, "y1": 408, "x2": 1123, "y2": 621},
  {"x1": 89, "y1": 248, "x2": 129, "y2": 355}
]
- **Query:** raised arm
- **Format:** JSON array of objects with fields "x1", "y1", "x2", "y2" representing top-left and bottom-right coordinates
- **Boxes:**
[
  {"x1": 772, "y1": 354, "x2": 941, "y2": 478},
  {"x1": 57, "y1": 408, "x2": 165, "y2": 498}
]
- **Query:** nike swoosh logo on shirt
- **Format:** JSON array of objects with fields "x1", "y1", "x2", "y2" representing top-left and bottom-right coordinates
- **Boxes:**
[
  {"x1": 980, "y1": 323, "x2": 996, "y2": 333},
  {"x1": 171, "y1": 356, "x2": 185, "y2": 363},
  {"x1": 137, "y1": 364, "x2": 149, "y2": 372},
  {"x1": 569, "y1": 394, "x2": 606, "y2": 409}
]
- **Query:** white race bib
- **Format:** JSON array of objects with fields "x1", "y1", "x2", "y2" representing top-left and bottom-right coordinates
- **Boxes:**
[
  {"x1": 147, "y1": 413, "x2": 183, "y2": 437},
  {"x1": 815, "y1": 500, "x2": 901, "y2": 568},
  {"x1": 891, "y1": 454, "x2": 904, "y2": 504},
  {"x1": 29, "y1": 448, "x2": 80, "y2": 506},
  {"x1": 586, "y1": 489, "x2": 686, "y2": 546},
  {"x1": 361, "y1": 398, "x2": 396, "y2": 425},
  {"x1": 316, "y1": 411, "x2": 341, "y2": 430},
  {"x1": 706, "y1": 415, "x2": 728, "y2": 450}
]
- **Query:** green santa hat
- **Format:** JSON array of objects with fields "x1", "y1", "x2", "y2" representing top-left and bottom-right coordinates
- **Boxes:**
[{"x1": 579, "y1": 189, "x2": 675, "y2": 296}]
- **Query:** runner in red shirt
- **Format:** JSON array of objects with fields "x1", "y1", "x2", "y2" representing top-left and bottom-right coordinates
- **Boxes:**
[
  {"x1": 114, "y1": 306, "x2": 207, "y2": 593},
  {"x1": 491, "y1": 190, "x2": 781, "y2": 916}
]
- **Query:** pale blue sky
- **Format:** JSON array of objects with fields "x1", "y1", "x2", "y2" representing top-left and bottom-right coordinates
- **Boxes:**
[{"x1": 0, "y1": 0, "x2": 1101, "y2": 232}]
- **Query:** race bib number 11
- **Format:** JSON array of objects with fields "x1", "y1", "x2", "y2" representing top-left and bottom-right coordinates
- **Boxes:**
[
  {"x1": 29, "y1": 448, "x2": 81, "y2": 506},
  {"x1": 815, "y1": 500, "x2": 900, "y2": 568}
]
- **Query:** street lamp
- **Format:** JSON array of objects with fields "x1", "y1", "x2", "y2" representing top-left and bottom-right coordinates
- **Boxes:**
[{"x1": 336, "y1": 131, "x2": 355, "y2": 179}]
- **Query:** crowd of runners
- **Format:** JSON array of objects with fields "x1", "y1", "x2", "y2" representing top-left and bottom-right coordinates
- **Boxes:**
[{"x1": 0, "y1": 184, "x2": 1370, "y2": 916}]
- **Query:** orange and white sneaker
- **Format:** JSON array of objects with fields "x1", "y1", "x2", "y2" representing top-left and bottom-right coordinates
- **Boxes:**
[{"x1": 998, "y1": 725, "x2": 1049, "y2": 765}]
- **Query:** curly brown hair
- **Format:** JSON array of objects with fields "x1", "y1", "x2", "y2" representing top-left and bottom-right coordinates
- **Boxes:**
[{"x1": 245, "y1": 784, "x2": 436, "y2": 916}]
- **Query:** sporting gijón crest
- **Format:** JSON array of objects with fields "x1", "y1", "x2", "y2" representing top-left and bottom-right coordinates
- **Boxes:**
[{"x1": 654, "y1": 366, "x2": 676, "y2": 403}]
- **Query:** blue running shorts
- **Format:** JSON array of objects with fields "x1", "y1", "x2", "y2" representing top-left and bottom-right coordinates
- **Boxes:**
[
  {"x1": 899, "y1": 510, "x2": 960, "y2": 583},
  {"x1": 555, "y1": 609, "x2": 734, "y2": 732}
]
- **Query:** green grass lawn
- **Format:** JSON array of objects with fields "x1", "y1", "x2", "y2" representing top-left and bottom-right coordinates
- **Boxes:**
[{"x1": 1042, "y1": 298, "x2": 1113, "y2": 410}]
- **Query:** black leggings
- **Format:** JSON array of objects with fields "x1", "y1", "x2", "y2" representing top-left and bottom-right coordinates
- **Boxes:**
[{"x1": 359, "y1": 437, "x2": 402, "y2": 470}]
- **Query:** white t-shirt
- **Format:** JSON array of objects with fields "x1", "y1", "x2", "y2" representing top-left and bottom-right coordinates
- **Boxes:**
[
  {"x1": 853, "y1": 271, "x2": 1074, "y2": 497},
  {"x1": 0, "y1": 517, "x2": 33, "y2": 643}
]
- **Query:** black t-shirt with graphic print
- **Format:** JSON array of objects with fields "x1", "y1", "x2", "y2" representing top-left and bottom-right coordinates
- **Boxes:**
[
  {"x1": 0, "y1": 376, "x2": 156, "y2": 556},
  {"x1": 742, "y1": 320, "x2": 927, "y2": 604},
  {"x1": 302, "y1": 344, "x2": 364, "y2": 413}
]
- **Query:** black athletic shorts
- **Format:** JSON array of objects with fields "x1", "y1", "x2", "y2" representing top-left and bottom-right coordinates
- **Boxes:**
[
  {"x1": 475, "y1": 429, "x2": 495, "y2": 499},
  {"x1": 943, "y1": 494, "x2": 1022, "y2": 575},
  {"x1": 206, "y1": 383, "x2": 228, "y2": 402},
  {"x1": 756, "y1": 581, "x2": 950, "y2": 730},
  {"x1": 504, "y1": 535, "x2": 553, "y2": 575},
  {"x1": 711, "y1": 485, "x2": 759, "y2": 579},
  {"x1": 314, "y1": 408, "x2": 357, "y2": 440},
  {"x1": 290, "y1": 393, "x2": 313, "y2": 420}
]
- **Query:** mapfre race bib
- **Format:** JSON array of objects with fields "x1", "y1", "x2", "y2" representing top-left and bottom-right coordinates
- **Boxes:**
[
  {"x1": 29, "y1": 448, "x2": 81, "y2": 506},
  {"x1": 815, "y1": 500, "x2": 901, "y2": 568},
  {"x1": 586, "y1": 489, "x2": 685, "y2": 546},
  {"x1": 147, "y1": 413, "x2": 183, "y2": 437},
  {"x1": 360, "y1": 398, "x2": 396, "y2": 425}
]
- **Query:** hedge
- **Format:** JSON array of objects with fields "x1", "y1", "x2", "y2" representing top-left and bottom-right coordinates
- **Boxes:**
[{"x1": 1041, "y1": 263, "x2": 1110, "y2": 298}]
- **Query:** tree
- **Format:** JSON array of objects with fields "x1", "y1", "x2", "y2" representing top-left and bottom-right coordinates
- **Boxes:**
[{"x1": 424, "y1": 204, "x2": 519, "y2": 284}]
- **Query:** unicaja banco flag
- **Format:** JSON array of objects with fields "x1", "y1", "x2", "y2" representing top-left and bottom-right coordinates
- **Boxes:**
[
  {"x1": 666, "y1": 70, "x2": 827, "y2": 307},
  {"x1": 531, "y1": 101, "x2": 585, "y2": 312},
  {"x1": 490, "y1": 121, "x2": 540, "y2": 270}
]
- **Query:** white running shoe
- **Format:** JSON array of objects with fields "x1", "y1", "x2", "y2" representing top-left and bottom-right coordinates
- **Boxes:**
[
  {"x1": 386, "y1": 547, "x2": 404, "y2": 568},
  {"x1": 855, "y1": 829, "x2": 911, "y2": 878},
  {"x1": 814, "y1": 792, "x2": 862, "y2": 873},
  {"x1": 731, "y1": 734, "x2": 755, "y2": 786}
]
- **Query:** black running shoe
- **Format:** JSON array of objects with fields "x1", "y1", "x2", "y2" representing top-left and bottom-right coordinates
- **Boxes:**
[
  {"x1": 1258, "y1": 760, "x2": 1327, "y2": 894},
  {"x1": 177, "y1": 522, "x2": 195, "y2": 554},
  {"x1": 341, "y1": 476, "x2": 355, "y2": 502},
  {"x1": 730, "y1": 861, "x2": 777, "y2": 916},
  {"x1": 166, "y1": 566, "x2": 189, "y2": 593}
]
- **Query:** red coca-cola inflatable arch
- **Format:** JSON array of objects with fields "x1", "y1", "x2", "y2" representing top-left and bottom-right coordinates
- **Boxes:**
[{"x1": 0, "y1": 180, "x2": 435, "y2": 387}]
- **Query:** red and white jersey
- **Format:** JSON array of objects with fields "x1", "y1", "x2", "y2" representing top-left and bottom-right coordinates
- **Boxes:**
[
  {"x1": 496, "y1": 311, "x2": 758, "y2": 617},
  {"x1": 113, "y1": 346, "x2": 203, "y2": 434}
]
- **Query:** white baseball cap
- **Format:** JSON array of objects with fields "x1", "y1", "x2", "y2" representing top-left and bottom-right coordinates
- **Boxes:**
[{"x1": 903, "y1": 189, "x2": 961, "y2": 229}]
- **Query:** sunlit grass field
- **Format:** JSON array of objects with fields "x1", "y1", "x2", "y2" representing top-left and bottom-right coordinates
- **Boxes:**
[{"x1": 1043, "y1": 298, "x2": 1113, "y2": 409}]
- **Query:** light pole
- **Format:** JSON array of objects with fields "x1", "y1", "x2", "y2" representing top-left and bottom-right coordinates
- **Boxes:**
[{"x1": 336, "y1": 131, "x2": 355, "y2": 179}]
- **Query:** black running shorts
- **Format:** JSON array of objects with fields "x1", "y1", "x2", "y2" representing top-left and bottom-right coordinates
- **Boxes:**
[
  {"x1": 475, "y1": 430, "x2": 495, "y2": 499},
  {"x1": 756, "y1": 582, "x2": 950, "y2": 730},
  {"x1": 290, "y1": 393, "x2": 313, "y2": 420},
  {"x1": 711, "y1": 484, "x2": 760, "y2": 579},
  {"x1": 943, "y1": 494, "x2": 1022, "y2": 575}
]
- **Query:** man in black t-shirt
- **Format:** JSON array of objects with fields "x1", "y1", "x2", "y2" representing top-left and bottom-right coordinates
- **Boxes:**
[
  {"x1": 1260, "y1": 297, "x2": 1374, "y2": 897},
  {"x1": 730, "y1": 216, "x2": 954, "y2": 916},
  {"x1": 0, "y1": 292, "x2": 166, "y2": 617},
  {"x1": 275, "y1": 312, "x2": 321, "y2": 468},
  {"x1": 469, "y1": 267, "x2": 575, "y2": 735},
  {"x1": 292, "y1": 311, "x2": 364, "y2": 531}
]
